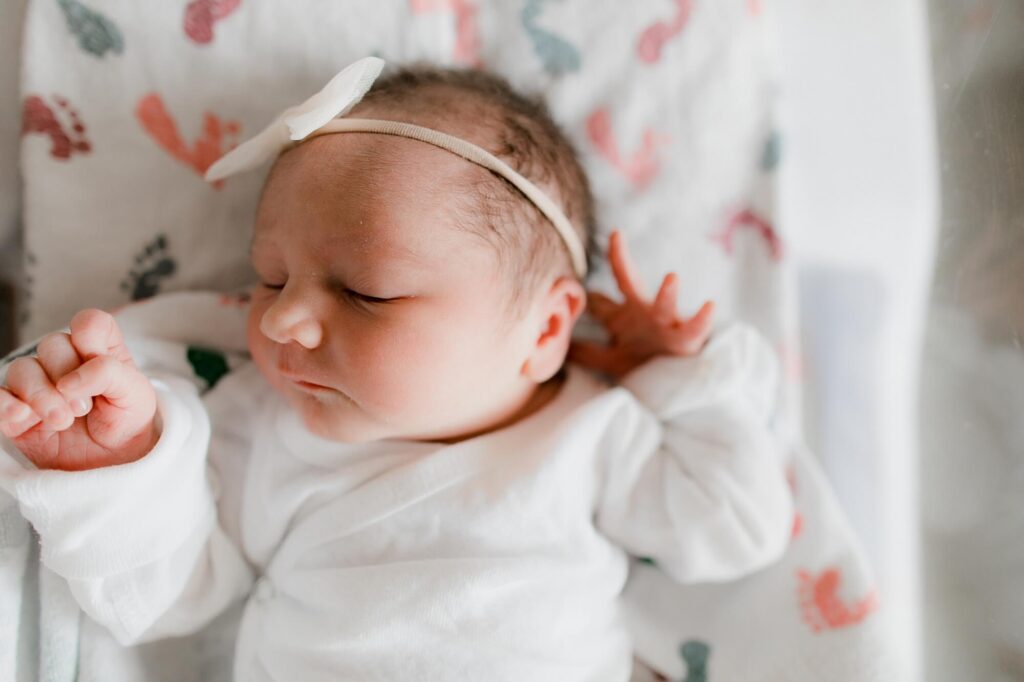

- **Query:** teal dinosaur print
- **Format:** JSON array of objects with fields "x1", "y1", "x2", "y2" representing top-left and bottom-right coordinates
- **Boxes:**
[
  {"x1": 761, "y1": 131, "x2": 781, "y2": 172},
  {"x1": 521, "y1": 0, "x2": 580, "y2": 75},
  {"x1": 680, "y1": 640, "x2": 710, "y2": 682},
  {"x1": 56, "y1": 0, "x2": 124, "y2": 57},
  {"x1": 187, "y1": 346, "x2": 230, "y2": 391}
]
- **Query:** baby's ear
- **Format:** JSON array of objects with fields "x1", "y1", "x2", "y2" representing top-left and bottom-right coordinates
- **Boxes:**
[{"x1": 520, "y1": 277, "x2": 586, "y2": 383}]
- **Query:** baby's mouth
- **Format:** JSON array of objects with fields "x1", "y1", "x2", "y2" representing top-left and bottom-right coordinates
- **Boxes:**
[{"x1": 291, "y1": 379, "x2": 334, "y2": 393}]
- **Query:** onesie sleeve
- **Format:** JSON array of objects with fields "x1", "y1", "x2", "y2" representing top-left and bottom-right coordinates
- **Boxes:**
[
  {"x1": 0, "y1": 371, "x2": 255, "y2": 645},
  {"x1": 595, "y1": 322, "x2": 794, "y2": 584}
]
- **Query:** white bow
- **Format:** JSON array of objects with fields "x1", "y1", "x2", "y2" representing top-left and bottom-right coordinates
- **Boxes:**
[{"x1": 204, "y1": 56, "x2": 386, "y2": 182}]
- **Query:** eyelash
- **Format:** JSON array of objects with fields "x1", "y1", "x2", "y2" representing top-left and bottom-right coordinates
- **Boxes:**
[{"x1": 259, "y1": 282, "x2": 394, "y2": 304}]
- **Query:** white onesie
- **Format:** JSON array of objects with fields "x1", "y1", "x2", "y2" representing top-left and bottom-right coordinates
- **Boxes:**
[{"x1": 0, "y1": 322, "x2": 793, "y2": 681}]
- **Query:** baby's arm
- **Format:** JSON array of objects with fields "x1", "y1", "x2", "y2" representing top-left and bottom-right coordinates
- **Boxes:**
[
  {"x1": 0, "y1": 310, "x2": 254, "y2": 644},
  {"x1": 577, "y1": 232, "x2": 792, "y2": 582}
]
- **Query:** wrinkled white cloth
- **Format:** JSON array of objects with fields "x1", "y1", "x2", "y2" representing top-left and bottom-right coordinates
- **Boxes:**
[{"x1": 0, "y1": 317, "x2": 791, "y2": 681}]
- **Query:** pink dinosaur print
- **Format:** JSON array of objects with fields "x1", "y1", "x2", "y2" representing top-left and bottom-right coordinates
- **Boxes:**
[
  {"x1": 135, "y1": 93, "x2": 241, "y2": 189},
  {"x1": 797, "y1": 567, "x2": 879, "y2": 633},
  {"x1": 409, "y1": 0, "x2": 481, "y2": 66},
  {"x1": 637, "y1": 0, "x2": 692, "y2": 64},
  {"x1": 21, "y1": 95, "x2": 92, "y2": 160},
  {"x1": 786, "y1": 465, "x2": 798, "y2": 494},
  {"x1": 786, "y1": 466, "x2": 802, "y2": 536},
  {"x1": 748, "y1": 0, "x2": 763, "y2": 16},
  {"x1": 711, "y1": 208, "x2": 784, "y2": 261},
  {"x1": 787, "y1": 467, "x2": 803, "y2": 539},
  {"x1": 586, "y1": 108, "x2": 668, "y2": 189},
  {"x1": 184, "y1": 0, "x2": 242, "y2": 44},
  {"x1": 791, "y1": 512, "x2": 804, "y2": 539}
]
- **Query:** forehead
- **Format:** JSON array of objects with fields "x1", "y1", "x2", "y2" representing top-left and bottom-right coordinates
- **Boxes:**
[{"x1": 251, "y1": 133, "x2": 485, "y2": 260}]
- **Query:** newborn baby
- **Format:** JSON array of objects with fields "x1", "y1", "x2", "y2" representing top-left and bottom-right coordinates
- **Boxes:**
[{"x1": 0, "y1": 58, "x2": 792, "y2": 681}]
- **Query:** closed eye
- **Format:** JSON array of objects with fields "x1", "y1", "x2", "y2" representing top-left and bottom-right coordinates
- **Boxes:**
[
  {"x1": 345, "y1": 289, "x2": 396, "y2": 304},
  {"x1": 259, "y1": 281, "x2": 397, "y2": 304}
]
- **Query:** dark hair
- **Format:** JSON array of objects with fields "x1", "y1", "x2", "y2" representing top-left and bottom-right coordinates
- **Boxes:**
[{"x1": 352, "y1": 63, "x2": 597, "y2": 312}]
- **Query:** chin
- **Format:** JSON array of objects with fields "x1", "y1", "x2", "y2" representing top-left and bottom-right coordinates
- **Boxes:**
[{"x1": 298, "y1": 405, "x2": 392, "y2": 444}]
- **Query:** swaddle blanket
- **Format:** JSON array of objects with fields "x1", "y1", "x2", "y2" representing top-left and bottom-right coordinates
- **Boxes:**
[{"x1": 0, "y1": 292, "x2": 898, "y2": 681}]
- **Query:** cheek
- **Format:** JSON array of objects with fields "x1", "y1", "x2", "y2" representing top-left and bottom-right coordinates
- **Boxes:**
[{"x1": 346, "y1": 306, "x2": 503, "y2": 412}]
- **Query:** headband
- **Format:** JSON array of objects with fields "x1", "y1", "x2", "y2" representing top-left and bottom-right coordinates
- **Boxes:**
[{"x1": 205, "y1": 56, "x2": 588, "y2": 277}]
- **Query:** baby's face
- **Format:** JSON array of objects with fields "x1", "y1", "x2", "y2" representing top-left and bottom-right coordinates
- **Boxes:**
[{"x1": 246, "y1": 134, "x2": 548, "y2": 443}]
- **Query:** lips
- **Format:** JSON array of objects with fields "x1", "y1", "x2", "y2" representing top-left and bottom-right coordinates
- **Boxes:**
[
  {"x1": 294, "y1": 379, "x2": 331, "y2": 390},
  {"x1": 280, "y1": 372, "x2": 330, "y2": 390},
  {"x1": 276, "y1": 361, "x2": 331, "y2": 390}
]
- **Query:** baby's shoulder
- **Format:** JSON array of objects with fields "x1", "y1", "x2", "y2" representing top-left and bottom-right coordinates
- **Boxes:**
[{"x1": 559, "y1": 363, "x2": 652, "y2": 429}]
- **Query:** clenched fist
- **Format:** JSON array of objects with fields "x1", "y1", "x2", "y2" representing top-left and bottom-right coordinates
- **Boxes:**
[{"x1": 0, "y1": 309, "x2": 158, "y2": 471}]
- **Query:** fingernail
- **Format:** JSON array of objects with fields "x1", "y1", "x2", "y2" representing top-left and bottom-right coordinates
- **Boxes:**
[{"x1": 70, "y1": 398, "x2": 89, "y2": 416}]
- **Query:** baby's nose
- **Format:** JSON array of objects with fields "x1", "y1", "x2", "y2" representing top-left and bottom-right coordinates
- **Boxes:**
[{"x1": 260, "y1": 304, "x2": 323, "y2": 349}]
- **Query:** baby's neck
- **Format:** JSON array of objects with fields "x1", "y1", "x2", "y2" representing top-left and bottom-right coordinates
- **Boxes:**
[{"x1": 427, "y1": 370, "x2": 567, "y2": 445}]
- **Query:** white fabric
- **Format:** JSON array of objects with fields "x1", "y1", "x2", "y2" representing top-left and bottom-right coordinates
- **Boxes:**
[{"x1": 0, "y1": 297, "x2": 792, "y2": 681}]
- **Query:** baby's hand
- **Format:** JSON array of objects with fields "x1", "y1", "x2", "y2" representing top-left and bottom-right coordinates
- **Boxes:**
[
  {"x1": 0, "y1": 309, "x2": 158, "y2": 471},
  {"x1": 570, "y1": 230, "x2": 715, "y2": 379}
]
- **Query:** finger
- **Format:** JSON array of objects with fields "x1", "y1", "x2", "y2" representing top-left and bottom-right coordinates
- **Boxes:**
[
  {"x1": 69, "y1": 308, "x2": 135, "y2": 366},
  {"x1": 0, "y1": 386, "x2": 34, "y2": 424},
  {"x1": 568, "y1": 340, "x2": 629, "y2": 378},
  {"x1": 36, "y1": 333, "x2": 94, "y2": 417},
  {"x1": 587, "y1": 291, "x2": 621, "y2": 323},
  {"x1": 0, "y1": 392, "x2": 41, "y2": 440},
  {"x1": 608, "y1": 230, "x2": 647, "y2": 303},
  {"x1": 4, "y1": 357, "x2": 75, "y2": 431},
  {"x1": 672, "y1": 300, "x2": 716, "y2": 353},
  {"x1": 55, "y1": 355, "x2": 148, "y2": 411},
  {"x1": 652, "y1": 273, "x2": 679, "y2": 325}
]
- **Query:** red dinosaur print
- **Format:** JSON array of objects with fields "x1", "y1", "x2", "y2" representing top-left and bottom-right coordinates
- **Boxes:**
[
  {"x1": 792, "y1": 512, "x2": 804, "y2": 539},
  {"x1": 184, "y1": 0, "x2": 242, "y2": 44},
  {"x1": 586, "y1": 108, "x2": 668, "y2": 189},
  {"x1": 135, "y1": 93, "x2": 241, "y2": 189},
  {"x1": 637, "y1": 0, "x2": 692, "y2": 64},
  {"x1": 797, "y1": 567, "x2": 878, "y2": 633},
  {"x1": 410, "y1": 0, "x2": 481, "y2": 66},
  {"x1": 21, "y1": 95, "x2": 91, "y2": 160},
  {"x1": 712, "y1": 209, "x2": 784, "y2": 261}
]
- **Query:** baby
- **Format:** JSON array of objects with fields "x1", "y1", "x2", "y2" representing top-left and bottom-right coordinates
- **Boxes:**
[{"x1": 0, "y1": 58, "x2": 792, "y2": 680}]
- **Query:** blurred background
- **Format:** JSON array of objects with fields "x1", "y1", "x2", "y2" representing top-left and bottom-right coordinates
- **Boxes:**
[
  {"x1": 1, "y1": 1, "x2": 1022, "y2": 680},
  {"x1": 922, "y1": 1, "x2": 1024, "y2": 680}
]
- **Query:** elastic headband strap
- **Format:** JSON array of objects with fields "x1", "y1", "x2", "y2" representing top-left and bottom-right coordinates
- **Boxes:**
[{"x1": 306, "y1": 118, "x2": 587, "y2": 278}]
